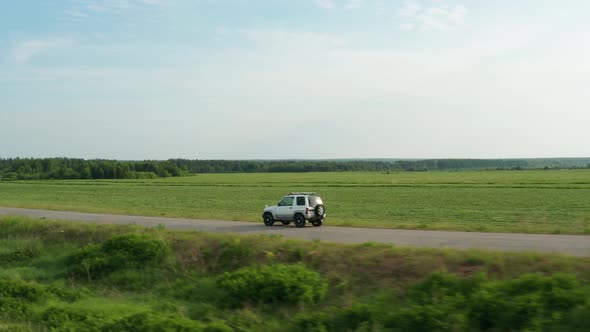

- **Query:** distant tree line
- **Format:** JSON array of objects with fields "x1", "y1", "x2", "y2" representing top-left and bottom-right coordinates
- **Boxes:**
[
  {"x1": 1, "y1": 157, "x2": 589, "y2": 180},
  {"x1": 166, "y1": 159, "x2": 396, "y2": 173},
  {"x1": 395, "y1": 159, "x2": 529, "y2": 171},
  {"x1": 0, "y1": 158, "x2": 186, "y2": 181}
]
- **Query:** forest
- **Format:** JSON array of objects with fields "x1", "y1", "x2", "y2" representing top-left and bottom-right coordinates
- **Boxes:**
[{"x1": 1, "y1": 157, "x2": 589, "y2": 180}]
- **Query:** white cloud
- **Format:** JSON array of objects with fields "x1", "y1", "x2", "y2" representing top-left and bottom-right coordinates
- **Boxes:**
[
  {"x1": 344, "y1": 0, "x2": 364, "y2": 10},
  {"x1": 399, "y1": 1, "x2": 466, "y2": 31},
  {"x1": 64, "y1": 8, "x2": 88, "y2": 18},
  {"x1": 314, "y1": 0, "x2": 364, "y2": 10},
  {"x1": 9, "y1": 38, "x2": 74, "y2": 64},
  {"x1": 239, "y1": 29, "x2": 348, "y2": 50},
  {"x1": 65, "y1": 0, "x2": 163, "y2": 19},
  {"x1": 314, "y1": 0, "x2": 335, "y2": 9}
]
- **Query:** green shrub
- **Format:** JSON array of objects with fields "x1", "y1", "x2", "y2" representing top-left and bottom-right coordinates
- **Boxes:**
[
  {"x1": 293, "y1": 312, "x2": 330, "y2": 332},
  {"x1": 0, "y1": 279, "x2": 46, "y2": 322},
  {"x1": 408, "y1": 271, "x2": 486, "y2": 305},
  {"x1": 70, "y1": 244, "x2": 109, "y2": 280},
  {"x1": 329, "y1": 304, "x2": 376, "y2": 332},
  {"x1": 292, "y1": 272, "x2": 590, "y2": 332},
  {"x1": 0, "y1": 324, "x2": 33, "y2": 332},
  {"x1": 500, "y1": 273, "x2": 586, "y2": 313},
  {"x1": 38, "y1": 306, "x2": 111, "y2": 332},
  {"x1": 70, "y1": 234, "x2": 168, "y2": 280},
  {"x1": 198, "y1": 238, "x2": 257, "y2": 272},
  {"x1": 468, "y1": 287, "x2": 541, "y2": 331},
  {"x1": 0, "y1": 298, "x2": 32, "y2": 321},
  {"x1": 105, "y1": 269, "x2": 165, "y2": 291},
  {"x1": 0, "y1": 279, "x2": 46, "y2": 302},
  {"x1": 46, "y1": 285, "x2": 91, "y2": 303},
  {"x1": 0, "y1": 247, "x2": 40, "y2": 265},
  {"x1": 204, "y1": 322, "x2": 232, "y2": 332},
  {"x1": 385, "y1": 304, "x2": 465, "y2": 332},
  {"x1": 105, "y1": 312, "x2": 204, "y2": 332},
  {"x1": 218, "y1": 263, "x2": 327, "y2": 306},
  {"x1": 549, "y1": 305, "x2": 590, "y2": 331},
  {"x1": 101, "y1": 234, "x2": 168, "y2": 268},
  {"x1": 162, "y1": 276, "x2": 222, "y2": 305},
  {"x1": 466, "y1": 273, "x2": 588, "y2": 331}
]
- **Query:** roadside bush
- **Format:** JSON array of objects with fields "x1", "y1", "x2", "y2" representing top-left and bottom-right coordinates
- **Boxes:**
[
  {"x1": 197, "y1": 238, "x2": 257, "y2": 272},
  {"x1": 385, "y1": 304, "x2": 465, "y2": 332},
  {"x1": 46, "y1": 285, "x2": 91, "y2": 303},
  {"x1": 105, "y1": 312, "x2": 204, "y2": 332},
  {"x1": 218, "y1": 263, "x2": 327, "y2": 307},
  {"x1": 293, "y1": 272, "x2": 590, "y2": 332},
  {"x1": 326, "y1": 304, "x2": 376, "y2": 332},
  {"x1": 0, "y1": 279, "x2": 47, "y2": 322},
  {"x1": 0, "y1": 247, "x2": 41, "y2": 266},
  {"x1": 204, "y1": 321, "x2": 233, "y2": 332},
  {"x1": 162, "y1": 276, "x2": 222, "y2": 305},
  {"x1": 468, "y1": 273, "x2": 588, "y2": 331},
  {"x1": 0, "y1": 324, "x2": 33, "y2": 332},
  {"x1": 101, "y1": 234, "x2": 168, "y2": 267},
  {"x1": 70, "y1": 234, "x2": 168, "y2": 280},
  {"x1": 0, "y1": 298, "x2": 32, "y2": 321},
  {"x1": 500, "y1": 273, "x2": 586, "y2": 313},
  {"x1": 105, "y1": 268, "x2": 168, "y2": 291},
  {"x1": 293, "y1": 312, "x2": 331, "y2": 332},
  {"x1": 38, "y1": 306, "x2": 111, "y2": 332},
  {"x1": 549, "y1": 304, "x2": 590, "y2": 331},
  {"x1": 467, "y1": 287, "x2": 541, "y2": 331},
  {"x1": 0, "y1": 279, "x2": 47, "y2": 302},
  {"x1": 408, "y1": 272, "x2": 485, "y2": 304}
]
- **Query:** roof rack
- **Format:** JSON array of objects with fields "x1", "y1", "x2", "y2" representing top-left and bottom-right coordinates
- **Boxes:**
[{"x1": 288, "y1": 192, "x2": 317, "y2": 196}]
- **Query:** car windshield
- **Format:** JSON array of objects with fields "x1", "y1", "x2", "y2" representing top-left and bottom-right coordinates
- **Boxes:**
[{"x1": 308, "y1": 195, "x2": 323, "y2": 206}]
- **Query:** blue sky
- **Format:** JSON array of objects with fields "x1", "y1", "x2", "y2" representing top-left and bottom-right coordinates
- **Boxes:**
[{"x1": 1, "y1": 0, "x2": 589, "y2": 159}]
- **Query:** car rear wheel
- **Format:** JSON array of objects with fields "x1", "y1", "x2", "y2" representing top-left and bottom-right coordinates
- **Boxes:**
[
  {"x1": 294, "y1": 214, "x2": 306, "y2": 228},
  {"x1": 311, "y1": 220, "x2": 322, "y2": 227},
  {"x1": 263, "y1": 213, "x2": 275, "y2": 226},
  {"x1": 315, "y1": 204, "x2": 326, "y2": 217}
]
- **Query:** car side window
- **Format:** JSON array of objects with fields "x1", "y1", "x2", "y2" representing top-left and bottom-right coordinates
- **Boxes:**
[
  {"x1": 297, "y1": 197, "x2": 306, "y2": 206},
  {"x1": 278, "y1": 197, "x2": 294, "y2": 206}
]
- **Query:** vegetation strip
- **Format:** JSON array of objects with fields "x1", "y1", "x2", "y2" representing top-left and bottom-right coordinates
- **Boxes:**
[
  {"x1": 0, "y1": 216, "x2": 589, "y2": 331},
  {"x1": 2, "y1": 157, "x2": 590, "y2": 180}
]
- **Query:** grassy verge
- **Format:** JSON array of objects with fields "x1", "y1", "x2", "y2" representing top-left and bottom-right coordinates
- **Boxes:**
[
  {"x1": 1, "y1": 215, "x2": 590, "y2": 331},
  {"x1": 1, "y1": 170, "x2": 590, "y2": 234}
]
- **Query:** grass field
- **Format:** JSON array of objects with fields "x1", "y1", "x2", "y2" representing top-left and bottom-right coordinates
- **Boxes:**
[
  {"x1": 1, "y1": 216, "x2": 589, "y2": 331},
  {"x1": 0, "y1": 170, "x2": 589, "y2": 234}
]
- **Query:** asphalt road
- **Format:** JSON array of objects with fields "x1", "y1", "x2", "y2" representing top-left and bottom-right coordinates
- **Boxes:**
[{"x1": 1, "y1": 207, "x2": 589, "y2": 256}]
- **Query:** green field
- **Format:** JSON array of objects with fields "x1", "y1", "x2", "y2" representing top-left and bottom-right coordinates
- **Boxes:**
[
  {"x1": 1, "y1": 170, "x2": 589, "y2": 234},
  {"x1": 1, "y1": 216, "x2": 590, "y2": 331}
]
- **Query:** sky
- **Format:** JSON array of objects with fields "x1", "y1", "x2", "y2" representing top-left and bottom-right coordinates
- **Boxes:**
[{"x1": 1, "y1": 0, "x2": 589, "y2": 160}]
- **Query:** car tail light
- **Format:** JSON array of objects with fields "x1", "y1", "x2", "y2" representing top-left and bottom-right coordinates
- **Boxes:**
[{"x1": 306, "y1": 208, "x2": 309, "y2": 214}]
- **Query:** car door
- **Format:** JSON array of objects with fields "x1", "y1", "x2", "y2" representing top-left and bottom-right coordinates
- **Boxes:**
[
  {"x1": 295, "y1": 196, "x2": 307, "y2": 215},
  {"x1": 275, "y1": 196, "x2": 295, "y2": 220}
]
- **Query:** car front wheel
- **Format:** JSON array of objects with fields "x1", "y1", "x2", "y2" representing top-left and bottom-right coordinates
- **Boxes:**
[{"x1": 263, "y1": 213, "x2": 275, "y2": 226}]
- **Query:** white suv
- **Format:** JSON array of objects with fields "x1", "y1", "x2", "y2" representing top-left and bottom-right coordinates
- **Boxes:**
[{"x1": 262, "y1": 192, "x2": 326, "y2": 228}]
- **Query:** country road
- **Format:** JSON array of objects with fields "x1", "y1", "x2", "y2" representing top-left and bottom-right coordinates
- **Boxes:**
[{"x1": 1, "y1": 207, "x2": 589, "y2": 256}]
